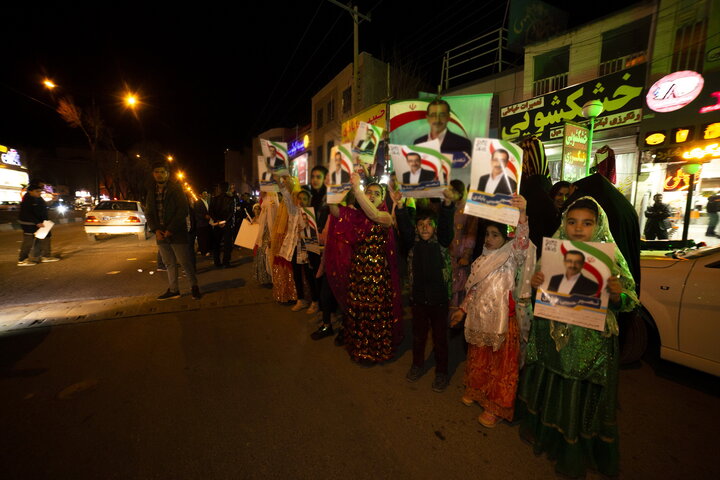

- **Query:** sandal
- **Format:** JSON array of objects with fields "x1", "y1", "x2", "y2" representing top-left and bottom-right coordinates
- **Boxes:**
[
  {"x1": 478, "y1": 411, "x2": 500, "y2": 428},
  {"x1": 461, "y1": 396, "x2": 474, "y2": 407}
]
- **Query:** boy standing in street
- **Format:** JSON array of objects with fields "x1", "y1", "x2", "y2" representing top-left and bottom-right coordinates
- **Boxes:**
[{"x1": 17, "y1": 182, "x2": 60, "y2": 266}]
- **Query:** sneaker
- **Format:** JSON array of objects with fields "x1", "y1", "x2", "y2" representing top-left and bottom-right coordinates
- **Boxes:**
[
  {"x1": 291, "y1": 300, "x2": 309, "y2": 312},
  {"x1": 478, "y1": 411, "x2": 500, "y2": 428},
  {"x1": 17, "y1": 259, "x2": 37, "y2": 266},
  {"x1": 40, "y1": 256, "x2": 60, "y2": 263},
  {"x1": 191, "y1": 285, "x2": 202, "y2": 300},
  {"x1": 157, "y1": 289, "x2": 181, "y2": 300},
  {"x1": 406, "y1": 365, "x2": 424, "y2": 382},
  {"x1": 156, "y1": 266, "x2": 167, "y2": 272},
  {"x1": 305, "y1": 301, "x2": 319, "y2": 315},
  {"x1": 431, "y1": 373, "x2": 449, "y2": 392},
  {"x1": 310, "y1": 324, "x2": 334, "y2": 340}
]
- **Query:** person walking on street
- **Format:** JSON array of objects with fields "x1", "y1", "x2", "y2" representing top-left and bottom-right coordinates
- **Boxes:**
[
  {"x1": 17, "y1": 182, "x2": 60, "y2": 265},
  {"x1": 644, "y1": 193, "x2": 671, "y2": 240},
  {"x1": 193, "y1": 190, "x2": 212, "y2": 255},
  {"x1": 209, "y1": 182, "x2": 238, "y2": 268},
  {"x1": 145, "y1": 161, "x2": 201, "y2": 300},
  {"x1": 706, "y1": 190, "x2": 720, "y2": 237}
]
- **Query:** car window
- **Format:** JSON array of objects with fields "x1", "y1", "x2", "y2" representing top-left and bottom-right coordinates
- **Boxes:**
[{"x1": 95, "y1": 201, "x2": 139, "y2": 211}]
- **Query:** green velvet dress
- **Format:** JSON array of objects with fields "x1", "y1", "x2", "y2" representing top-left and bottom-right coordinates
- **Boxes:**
[{"x1": 517, "y1": 197, "x2": 639, "y2": 478}]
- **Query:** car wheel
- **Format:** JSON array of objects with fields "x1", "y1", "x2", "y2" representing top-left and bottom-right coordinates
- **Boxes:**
[
  {"x1": 144, "y1": 224, "x2": 150, "y2": 240},
  {"x1": 619, "y1": 309, "x2": 649, "y2": 365},
  {"x1": 138, "y1": 225, "x2": 149, "y2": 241}
]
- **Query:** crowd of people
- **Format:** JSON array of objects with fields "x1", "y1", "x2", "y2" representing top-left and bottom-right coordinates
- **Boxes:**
[{"x1": 247, "y1": 165, "x2": 638, "y2": 478}]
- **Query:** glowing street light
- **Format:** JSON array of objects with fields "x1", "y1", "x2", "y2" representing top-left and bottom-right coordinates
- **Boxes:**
[
  {"x1": 124, "y1": 93, "x2": 139, "y2": 108},
  {"x1": 177, "y1": 172, "x2": 184, "y2": 180},
  {"x1": 167, "y1": 155, "x2": 174, "y2": 162},
  {"x1": 43, "y1": 79, "x2": 56, "y2": 90}
]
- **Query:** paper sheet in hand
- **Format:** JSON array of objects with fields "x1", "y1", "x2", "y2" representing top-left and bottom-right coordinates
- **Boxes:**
[
  {"x1": 34, "y1": 220, "x2": 54, "y2": 239},
  {"x1": 234, "y1": 219, "x2": 259, "y2": 249}
]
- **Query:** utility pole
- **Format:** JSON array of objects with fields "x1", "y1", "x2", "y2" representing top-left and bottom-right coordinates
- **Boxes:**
[{"x1": 327, "y1": 1, "x2": 371, "y2": 114}]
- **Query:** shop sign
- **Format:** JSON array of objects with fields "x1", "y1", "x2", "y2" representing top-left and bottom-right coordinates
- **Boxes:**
[
  {"x1": 699, "y1": 92, "x2": 720, "y2": 114},
  {"x1": 500, "y1": 65, "x2": 645, "y2": 142},
  {"x1": 682, "y1": 143, "x2": 720, "y2": 161},
  {"x1": 342, "y1": 103, "x2": 387, "y2": 143},
  {"x1": 664, "y1": 163, "x2": 700, "y2": 192},
  {"x1": 1, "y1": 148, "x2": 22, "y2": 166},
  {"x1": 704, "y1": 123, "x2": 720, "y2": 140},
  {"x1": 561, "y1": 123, "x2": 588, "y2": 167},
  {"x1": 646, "y1": 70, "x2": 704, "y2": 113},
  {"x1": 644, "y1": 132, "x2": 666, "y2": 146},
  {"x1": 288, "y1": 139, "x2": 306, "y2": 156}
]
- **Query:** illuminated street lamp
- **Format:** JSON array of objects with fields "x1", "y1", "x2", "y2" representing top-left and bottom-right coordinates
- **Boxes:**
[
  {"x1": 177, "y1": 172, "x2": 184, "y2": 180},
  {"x1": 43, "y1": 79, "x2": 56, "y2": 90},
  {"x1": 167, "y1": 155, "x2": 174, "y2": 162},
  {"x1": 124, "y1": 93, "x2": 138, "y2": 109},
  {"x1": 582, "y1": 100, "x2": 604, "y2": 177}
]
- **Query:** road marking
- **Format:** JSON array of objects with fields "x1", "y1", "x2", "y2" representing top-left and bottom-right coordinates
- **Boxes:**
[
  {"x1": 127, "y1": 258, "x2": 137, "y2": 260},
  {"x1": 106, "y1": 271, "x2": 121, "y2": 275}
]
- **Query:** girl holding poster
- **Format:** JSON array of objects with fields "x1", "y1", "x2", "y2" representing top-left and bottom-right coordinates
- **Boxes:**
[
  {"x1": 449, "y1": 194, "x2": 532, "y2": 427},
  {"x1": 519, "y1": 197, "x2": 638, "y2": 478}
]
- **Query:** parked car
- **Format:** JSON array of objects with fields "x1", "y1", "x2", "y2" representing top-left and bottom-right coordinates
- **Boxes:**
[
  {"x1": 637, "y1": 244, "x2": 720, "y2": 376},
  {"x1": 84, "y1": 200, "x2": 149, "y2": 241}
]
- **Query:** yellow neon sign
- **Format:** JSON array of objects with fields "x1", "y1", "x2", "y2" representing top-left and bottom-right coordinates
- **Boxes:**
[
  {"x1": 705, "y1": 123, "x2": 720, "y2": 140},
  {"x1": 675, "y1": 129, "x2": 690, "y2": 143},
  {"x1": 645, "y1": 133, "x2": 666, "y2": 145},
  {"x1": 682, "y1": 143, "x2": 720, "y2": 160}
]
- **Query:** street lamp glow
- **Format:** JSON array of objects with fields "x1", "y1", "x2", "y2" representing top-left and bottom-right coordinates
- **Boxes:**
[
  {"x1": 124, "y1": 93, "x2": 138, "y2": 108},
  {"x1": 177, "y1": 172, "x2": 184, "y2": 180},
  {"x1": 167, "y1": 155, "x2": 174, "y2": 162},
  {"x1": 43, "y1": 79, "x2": 56, "y2": 90}
]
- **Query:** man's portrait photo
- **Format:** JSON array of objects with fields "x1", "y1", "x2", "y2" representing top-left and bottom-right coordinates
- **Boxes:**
[
  {"x1": 401, "y1": 152, "x2": 437, "y2": 184},
  {"x1": 476, "y1": 148, "x2": 518, "y2": 195},
  {"x1": 413, "y1": 98, "x2": 472, "y2": 155},
  {"x1": 354, "y1": 125, "x2": 376, "y2": 154},
  {"x1": 265, "y1": 145, "x2": 286, "y2": 171},
  {"x1": 547, "y1": 250, "x2": 600, "y2": 297},
  {"x1": 329, "y1": 150, "x2": 350, "y2": 185}
]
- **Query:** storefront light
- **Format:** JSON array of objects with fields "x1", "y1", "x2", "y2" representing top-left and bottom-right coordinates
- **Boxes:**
[
  {"x1": 682, "y1": 143, "x2": 720, "y2": 160},
  {"x1": 704, "y1": 123, "x2": 720, "y2": 140},
  {"x1": 674, "y1": 129, "x2": 690, "y2": 143},
  {"x1": 645, "y1": 132, "x2": 666, "y2": 146}
]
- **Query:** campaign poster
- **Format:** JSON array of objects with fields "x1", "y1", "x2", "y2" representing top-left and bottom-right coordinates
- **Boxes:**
[
  {"x1": 258, "y1": 156, "x2": 278, "y2": 192},
  {"x1": 260, "y1": 139, "x2": 290, "y2": 174},
  {"x1": 352, "y1": 121, "x2": 384, "y2": 166},
  {"x1": 327, "y1": 143, "x2": 354, "y2": 204},
  {"x1": 389, "y1": 93, "x2": 492, "y2": 189},
  {"x1": 534, "y1": 238, "x2": 616, "y2": 332},
  {"x1": 389, "y1": 139, "x2": 450, "y2": 198},
  {"x1": 301, "y1": 207, "x2": 320, "y2": 254},
  {"x1": 464, "y1": 138, "x2": 523, "y2": 225}
]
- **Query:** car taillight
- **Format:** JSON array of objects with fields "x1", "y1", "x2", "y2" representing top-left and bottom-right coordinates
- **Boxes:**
[
  {"x1": 86, "y1": 216, "x2": 99, "y2": 223},
  {"x1": 125, "y1": 216, "x2": 141, "y2": 223}
]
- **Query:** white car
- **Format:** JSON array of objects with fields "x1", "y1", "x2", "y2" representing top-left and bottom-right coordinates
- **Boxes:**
[
  {"x1": 84, "y1": 200, "x2": 149, "y2": 241},
  {"x1": 639, "y1": 245, "x2": 720, "y2": 376}
]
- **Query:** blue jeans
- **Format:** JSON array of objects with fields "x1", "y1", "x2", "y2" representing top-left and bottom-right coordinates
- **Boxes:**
[{"x1": 158, "y1": 242, "x2": 198, "y2": 292}]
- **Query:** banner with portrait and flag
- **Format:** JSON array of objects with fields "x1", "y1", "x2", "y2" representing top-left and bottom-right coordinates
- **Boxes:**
[
  {"x1": 389, "y1": 139, "x2": 450, "y2": 198},
  {"x1": 326, "y1": 143, "x2": 355, "y2": 204},
  {"x1": 260, "y1": 139, "x2": 289, "y2": 174},
  {"x1": 464, "y1": 138, "x2": 523, "y2": 225},
  {"x1": 389, "y1": 93, "x2": 492, "y2": 189},
  {"x1": 301, "y1": 206, "x2": 320, "y2": 254},
  {"x1": 534, "y1": 238, "x2": 616, "y2": 331}
]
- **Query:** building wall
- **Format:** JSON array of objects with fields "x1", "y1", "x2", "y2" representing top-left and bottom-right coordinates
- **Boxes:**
[{"x1": 523, "y1": 2, "x2": 657, "y2": 98}]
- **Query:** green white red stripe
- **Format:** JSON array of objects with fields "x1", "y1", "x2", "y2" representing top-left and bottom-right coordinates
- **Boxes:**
[{"x1": 401, "y1": 145, "x2": 451, "y2": 181}]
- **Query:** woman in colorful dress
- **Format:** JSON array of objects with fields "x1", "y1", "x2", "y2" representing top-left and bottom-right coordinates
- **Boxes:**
[
  {"x1": 253, "y1": 191, "x2": 277, "y2": 286},
  {"x1": 270, "y1": 176, "x2": 297, "y2": 303},
  {"x1": 518, "y1": 196, "x2": 638, "y2": 478},
  {"x1": 449, "y1": 194, "x2": 532, "y2": 427},
  {"x1": 325, "y1": 172, "x2": 403, "y2": 365}
]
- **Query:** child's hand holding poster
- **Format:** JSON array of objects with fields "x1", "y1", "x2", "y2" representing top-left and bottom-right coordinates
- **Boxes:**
[
  {"x1": 534, "y1": 238, "x2": 617, "y2": 332},
  {"x1": 301, "y1": 207, "x2": 321, "y2": 254},
  {"x1": 327, "y1": 143, "x2": 355, "y2": 204},
  {"x1": 390, "y1": 139, "x2": 450, "y2": 198},
  {"x1": 352, "y1": 121, "x2": 383, "y2": 166},
  {"x1": 464, "y1": 138, "x2": 523, "y2": 225},
  {"x1": 260, "y1": 139, "x2": 289, "y2": 175}
]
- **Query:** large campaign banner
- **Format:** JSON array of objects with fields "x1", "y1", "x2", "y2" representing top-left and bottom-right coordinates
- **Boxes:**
[
  {"x1": 534, "y1": 238, "x2": 616, "y2": 332},
  {"x1": 389, "y1": 93, "x2": 492, "y2": 189},
  {"x1": 301, "y1": 207, "x2": 320, "y2": 254},
  {"x1": 464, "y1": 138, "x2": 523, "y2": 225},
  {"x1": 326, "y1": 143, "x2": 355, "y2": 204},
  {"x1": 352, "y1": 121, "x2": 384, "y2": 166},
  {"x1": 258, "y1": 156, "x2": 278, "y2": 192},
  {"x1": 389, "y1": 139, "x2": 450, "y2": 198}
]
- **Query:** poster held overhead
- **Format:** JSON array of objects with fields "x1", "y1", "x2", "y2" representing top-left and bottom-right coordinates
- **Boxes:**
[
  {"x1": 258, "y1": 156, "x2": 279, "y2": 192},
  {"x1": 327, "y1": 143, "x2": 355, "y2": 204},
  {"x1": 352, "y1": 121, "x2": 383, "y2": 166},
  {"x1": 260, "y1": 139, "x2": 290, "y2": 175},
  {"x1": 464, "y1": 138, "x2": 523, "y2": 225},
  {"x1": 301, "y1": 207, "x2": 321, "y2": 254},
  {"x1": 533, "y1": 238, "x2": 617, "y2": 332},
  {"x1": 390, "y1": 139, "x2": 450, "y2": 198}
]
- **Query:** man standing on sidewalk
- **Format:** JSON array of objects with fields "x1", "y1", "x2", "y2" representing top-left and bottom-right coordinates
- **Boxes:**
[
  {"x1": 17, "y1": 182, "x2": 60, "y2": 266},
  {"x1": 145, "y1": 161, "x2": 201, "y2": 300},
  {"x1": 209, "y1": 181, "x2": 237, "y2": 268}
]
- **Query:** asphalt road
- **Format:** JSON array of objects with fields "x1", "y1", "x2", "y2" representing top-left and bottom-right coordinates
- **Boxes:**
[{"x1": 1, "y1": 223, "x2": 719, "y2": 479}]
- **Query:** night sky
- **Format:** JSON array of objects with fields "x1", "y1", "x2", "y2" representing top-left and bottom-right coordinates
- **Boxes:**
[{"x1": 1, "y1": 2, "x2": 621, "y2": 189}]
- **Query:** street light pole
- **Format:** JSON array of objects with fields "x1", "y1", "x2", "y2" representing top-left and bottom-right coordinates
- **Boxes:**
[{"x1": 582, "y1": 100, "x2": 604, "y2": 177}]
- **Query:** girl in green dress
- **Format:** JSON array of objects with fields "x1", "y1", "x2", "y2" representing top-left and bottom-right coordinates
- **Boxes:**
[{"x1": 519, "y1": 197, "x2": 638, "y2": 478}]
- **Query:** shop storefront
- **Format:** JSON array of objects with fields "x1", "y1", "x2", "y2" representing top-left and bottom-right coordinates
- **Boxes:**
[
  {"x1": 638, "y1": 70, "x2": 720, "y2": 246},
  {"x1": 500, "y1": 65, "x2": 646, "y2": 203},
  {"x1": 288, "y1": 133, "x2": 311, "y2": 185},
  {"x1": 0, "y1": 146, "x2": 29, "y2": 205}
]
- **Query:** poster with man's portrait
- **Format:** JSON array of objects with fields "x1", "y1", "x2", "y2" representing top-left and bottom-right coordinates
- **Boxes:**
[
  {"x1": 301, "y1": 207, "x2": 321, "y2": 254},
  {"x1": 327, "y1": 143, "x2": 355, "y2": 204},
  {"x1": 534, "y1": 238, "x2": 617, "y2": 332},
  {"x1": 389, "y1": 94, "x2": 492, "y2": 188},
  {"x1": 260, "y1": 139, "x2": 289, "y2": 174},
  {"x1": 389, "y1": 139, "x2": 449, "y2": 198},
  {"x1": 258, "y1": 156, "x2": 278, "y2": 192},
  {"x1": 464, "y1": 138, "x2": 523, "y2": 225},
  {"x1": 352, "y1": 121, "x2": 383, "y2": 166}
]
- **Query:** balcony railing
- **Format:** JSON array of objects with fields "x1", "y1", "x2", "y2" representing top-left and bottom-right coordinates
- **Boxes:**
[
  {"x1": 598, "y1": 51, "x2": 646, "y2": 77},
  {"x1": 532, "y1": 72, "x2": 568, "y2": 97}
]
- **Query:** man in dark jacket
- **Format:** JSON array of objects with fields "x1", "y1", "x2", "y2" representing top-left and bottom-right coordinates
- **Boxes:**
[
  {"x1": 193, "y1": 190, "x2": 212, "y2": 255},
  {"x1": 145, "y1": 161, "x2": 200, "y2": 300},
  {"x1": 395, "y1": 188, "x2": 455, "y2": 392},
  {"x1": 209, "y1": 181, "x2": 238, "y2": 268},
  {"x1": 17, "y1": 182, "x2": 60, "y2": 265}
]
